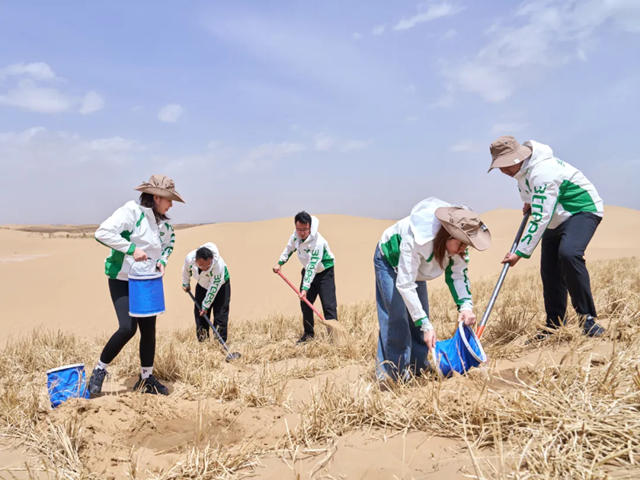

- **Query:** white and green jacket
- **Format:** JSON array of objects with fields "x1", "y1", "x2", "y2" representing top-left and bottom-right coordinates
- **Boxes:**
[
  {"x1": 182, "y1": 242, "x2": 230, "y2": 310},
  {"x1": 277, "y1": 216, "x2": 335, "y2": 291},
  {"x1": 378, "y1": 198, "x2": 473, "y2": 332},
  {"x1": 95, "y1": 200, "x2": 175, "y2": 281},
  {"x1": 514, "y1": 140, "x2": 604, "y2": 259}
]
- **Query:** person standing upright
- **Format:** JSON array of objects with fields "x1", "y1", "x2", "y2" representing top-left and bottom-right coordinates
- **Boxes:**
[{"x1": 89, "y1": 174, "x2": 185, "y2": 396}]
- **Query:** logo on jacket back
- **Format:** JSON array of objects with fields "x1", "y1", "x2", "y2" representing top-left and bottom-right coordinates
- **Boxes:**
[
  {"x1": 204, "y1": 275, "x2": 223, "y2": 307},
  {"x1": 520, "y1": 184, "x2": 547, "y2": 245}
]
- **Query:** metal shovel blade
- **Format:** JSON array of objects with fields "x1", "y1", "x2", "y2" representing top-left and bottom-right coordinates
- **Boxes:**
[{"x1": 225, "y1": 352, "x2": 242, "y2": 362}]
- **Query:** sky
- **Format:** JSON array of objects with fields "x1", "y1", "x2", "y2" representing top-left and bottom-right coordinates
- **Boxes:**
[{"x1": 1, "y1": 0, "x2": 639, "y2": 224}]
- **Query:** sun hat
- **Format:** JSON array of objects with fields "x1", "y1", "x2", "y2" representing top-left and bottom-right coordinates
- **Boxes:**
[
  {"x1": 488, "y1": 136, "x2": 532, "y2": 172},
  {"x1": 134, "y1": 174, "x2": 185, "y2": 203},
  {"x1": 434, "y1": 206, "x2": 491, "y2": 251}
]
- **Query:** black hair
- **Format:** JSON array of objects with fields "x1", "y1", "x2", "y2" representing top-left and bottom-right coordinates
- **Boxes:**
[
  {"x1": 195, "y1": 247, "x2": 214, "y2": 261},
  {"x1": 294, "y1": 211, "x2": 312, "y2": 225},
  {"x1": 139, "y1": 193, "x2": 169, "y2": 223}
]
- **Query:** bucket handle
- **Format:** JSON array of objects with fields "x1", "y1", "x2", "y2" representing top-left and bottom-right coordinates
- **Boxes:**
[{"x1": 457, "y1": 321, "x2": 487, "y2": 363}]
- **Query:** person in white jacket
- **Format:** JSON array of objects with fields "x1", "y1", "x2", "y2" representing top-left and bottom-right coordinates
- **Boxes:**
[
  {"x1": 272, "y1": 211, "x2": 337, "y2": 343},
  {"x1": 488, "y1": 136, "x2": 604, "y2": 338},
  {"x1": 88, "y1": 175, "x2": 185, "y2": 396},
  {"x1": 375, "y1": 198, "x2": 491, "y2": 382},
  {"x1": 182, "y1": 242, "x2": 231, "y2": 342}
]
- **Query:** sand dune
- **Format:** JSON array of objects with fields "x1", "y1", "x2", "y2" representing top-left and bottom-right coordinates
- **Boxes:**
[{"x1": 0, "y1": 205, "x2": 637, "y2": 341}]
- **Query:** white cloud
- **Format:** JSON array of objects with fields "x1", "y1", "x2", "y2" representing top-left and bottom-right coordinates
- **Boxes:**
[
  {"x1": 314, "y1": 133, "x2": 335, "y2": 151},
  {"x1": 444, "y1": 0, "x2": 640, "y2": 103},
  {"x1": 372, "y1": 24, "x2": 386, "y2": 36},
  {"x1": 0, "y1": 80, "x2": 73, "y2": 113},
  {"x1": 158, "y1": 103, "x2": 184, "y2": 123},
  {"x1": 0, "y1": 127, "x2": 140, "y2": 170},
  {"x1": 79, "y1": 91, "x2": 104, "y2": 114},
  {"x1": 394, "y1": 2, "x2": 464, "y2": 31},
  {"x1": 352, "y1": 32, "x2": 363, "y2": 40},
  {"x1": 0, "y1": 62, "x2": 57, "y2": 81},
  {"x1": 0, "y1": 62, "x2": 106, "y2": 114}
]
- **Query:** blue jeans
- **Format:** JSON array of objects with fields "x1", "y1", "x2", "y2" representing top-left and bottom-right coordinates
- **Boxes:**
[{"x1": 374, "y1": 246, "x2": 430, "y2": 381}]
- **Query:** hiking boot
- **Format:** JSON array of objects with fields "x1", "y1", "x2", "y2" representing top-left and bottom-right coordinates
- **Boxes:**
[
  {"x1": 296, "y1": 332, "x2": 314, "y2": 344},
  {"x1": 88, "y1": 367, "x2": 107, "y2": 396},
  {"x1": 581, "y1": 315, "x2": 605, "y2": 337},
  {"x1": 196, "y1": 327, "x2": 209, "y2": 342},
  {"x1": 133, "y1": 375, "x2": 169, "y2": 395}
]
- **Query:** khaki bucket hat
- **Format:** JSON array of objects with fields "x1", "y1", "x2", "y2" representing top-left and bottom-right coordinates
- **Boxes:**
[
  {"x1": 488, "y1": 136, "x2": 532, "y2": 172},
  {"x1": 435, "y1": 206, "x2": 491, "y2": 251},
  {"x1": 135, "y1": 174, "x2": 185, "y2": 203}
]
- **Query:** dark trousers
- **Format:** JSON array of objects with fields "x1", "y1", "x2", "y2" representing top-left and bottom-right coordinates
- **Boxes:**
[
  {"x1": 194, "y1": 282, "x2": 231, "y2": 342},
  {"x1": 540, "y1": 212, "x2": 601, "y2": 327},
  {"x1": 299, "y1": 267, "x2": 338, "y2": 335},
  {"x1": 100, "y1": 279, "x2": 156, "y2": 367}
]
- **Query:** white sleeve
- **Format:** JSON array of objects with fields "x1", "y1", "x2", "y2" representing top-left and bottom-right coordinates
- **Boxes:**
[
  {"x1": 395, "y1": 241, "x2": 433, "y2": 330},
  {"x1": 182, "y1": 255, "x2": 192, "y2": 287},
  {"x1": 157, "y1": 222, "x2": 175, "y2": 266},
  {"x1": 516, "y1": 177, "x2": 559, "y2": 259},
  {"x1": 278, "y1": 234, "x2": 297, "y2": 265},
  {"x1": 95, "y1": 204, "x2": 137, "y2": 255},
  {"x1": 444, "y1": 250, "x2": 473, "y2": 311},
  {"x1": 201, "y1": 262, "x2": 226, "y2": 310}
]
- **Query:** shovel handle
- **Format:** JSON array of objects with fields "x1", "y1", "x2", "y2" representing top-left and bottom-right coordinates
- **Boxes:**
[
  {"x1": 276, "y1": 270, "x2": 327, "y2": 322},
  {"x1": 476, "y1": 212, "x2": 530, "y2": 338},
  {"x1": 186, "y1": 289, "x2": 232, "y2": 354}
]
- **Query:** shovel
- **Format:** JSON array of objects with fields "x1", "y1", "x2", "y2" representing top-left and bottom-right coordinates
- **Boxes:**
[
  {"x1": 186, "y1": 290, "x2": 241, "y2": 362},
  {"x1": 476, "y1": 212, "x2": 531, "y2": 338},
  {"x1": 275, "y1": 270, "x2": 345, "y2": 333}
]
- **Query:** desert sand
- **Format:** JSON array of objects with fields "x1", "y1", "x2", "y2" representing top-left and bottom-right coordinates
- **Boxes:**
[
  {"x1": 0, "y1": 205, "x2": 637, "y2": 341},
  {"x1": 0, "y1": 206, "x2": 638, "y2": 479}
]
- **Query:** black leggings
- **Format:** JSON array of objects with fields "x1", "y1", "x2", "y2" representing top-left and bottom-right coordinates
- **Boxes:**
[{"x1": 100, "y1": 279, "x2": 156, "y2": 367}]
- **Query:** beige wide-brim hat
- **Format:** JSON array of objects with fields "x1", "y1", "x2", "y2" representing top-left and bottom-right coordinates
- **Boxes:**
[
  {"x1": 435, "y1": 206, "x2": 491, "y2": 251},
  {"x1": 488, "y1": 135, "x2": 532, "y2": 172},
  {"x1": 135, "y1": 174, "x2": 185, "y2": 203}
]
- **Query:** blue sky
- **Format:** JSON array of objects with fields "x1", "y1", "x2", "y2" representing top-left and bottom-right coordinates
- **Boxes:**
[{"x1": 1, "y1": 1, "x2": 639, "y2": 224}]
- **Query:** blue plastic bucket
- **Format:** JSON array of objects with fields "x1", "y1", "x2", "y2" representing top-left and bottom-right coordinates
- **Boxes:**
[
  {"x1": 128, "y1": 272, "x2": 165, "y2": 317},
  {"x1": 433, "y1": 322, "x2": 487, "y2": 377},
  {"x1": 46, "y1": 363, "x2": 90, "y2": 408}
]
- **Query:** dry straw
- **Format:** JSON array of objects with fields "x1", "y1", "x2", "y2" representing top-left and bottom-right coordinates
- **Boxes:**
[{"x1": 0, "y1": 257, "x2": 638, "y2": 479}]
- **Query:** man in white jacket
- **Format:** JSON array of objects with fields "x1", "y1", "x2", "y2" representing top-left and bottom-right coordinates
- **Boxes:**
[
  {"x1": 182, "y1": 243, "x2": 231, "y2": 342},
  {"x1": 489, "y1": 136, "x2": 604, "y2": 338},
  {"x1": 273, "y1": 211, "x2": 338, "y2": 343}
]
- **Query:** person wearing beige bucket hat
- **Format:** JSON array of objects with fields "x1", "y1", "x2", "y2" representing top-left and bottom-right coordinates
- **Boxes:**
[
  {"x1": 89, "y1": 174, "x2": 185, "y2": 396},
  {"x1": 488, "y1": 136, "x2": 605, "y2": 339},
  {"x1": 374, "y1": 197, "x2": 491, "y2": 382}
]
